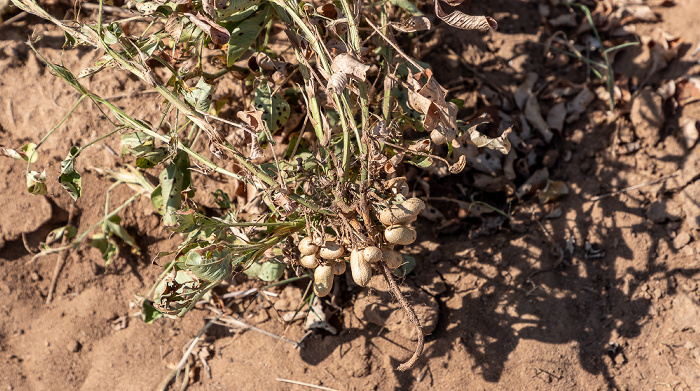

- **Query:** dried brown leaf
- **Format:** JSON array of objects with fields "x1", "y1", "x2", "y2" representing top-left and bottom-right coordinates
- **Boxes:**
[
  {"x1": 184, "y1": 12, "x2": 230, "y2": 46},
  {"x1": 330, "y1": 53, "x2": 370, "y2": 82},
  {"x1": 463, "y1": 126, "x2": 512, "y2": 155},
  {"x1": 391, "y1": 16, "x2": 432, "y2": 33},
  {"x1": 524, "y1": 94, "x2": 553, "y2": 143},
  {"x1": 237, "y1": 108, "x2": 266, "y2": 133},
  {"x1": 435, "y1": 0, "x2": 497, "y2": 31}
]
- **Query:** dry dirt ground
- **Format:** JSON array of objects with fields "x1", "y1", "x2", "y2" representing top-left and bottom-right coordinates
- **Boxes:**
[{"x1": 1, "y1": 0, "x2": 700, "y2": 390}]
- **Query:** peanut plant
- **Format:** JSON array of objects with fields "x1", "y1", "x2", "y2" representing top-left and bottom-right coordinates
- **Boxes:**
[{"x1": 9, "y1": 0, "x2": 509, "y2": 369}]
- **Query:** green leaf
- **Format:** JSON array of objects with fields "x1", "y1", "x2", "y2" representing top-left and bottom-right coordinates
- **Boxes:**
[
  {"x1": 104, "y1": 215, "x2": 140, "y2": 254},
  {"x1": 158, "y1": 163, "x2": 183, "y2": 227},
  {"x1": 59, "y1": 146, "x2": 82, "y2": 200},
  {"x1": 211, "y1": 189, "x2": 231, "y2": 209},
  {"x1": 405, "y1": 154, "x2": 433, "y2": 168},
  {"x1": 179, "y1": 249, "x2": 232, "y2": 282},
  {"x1": 243, "y1": 260, "x2": 263, "y2": 278},
  {"x1": 395, "y1": 255, "x2": 416, "y2": 277},
  {"x1": 217, "y1": 0, "x2": 262, "y2": 19},
  {"x1": 183, "y1": 77, "x2": 214, "y2": 112},
  {"x1": 46, "y1": 225, "x2": 77, "y2": 244},
  {"x1": 223, "y1": 4, "x2": 270, "y2": 66},
  {"x1": 390, "y1": 0, "x2": 423, "y2": 15},
  {"x1": 90, "y1": 233, "x2": 118, "y2": 264},
  {"x1": 258, "y1": 260, "x2": 285, "y2": 282},
  {"x1": 141, "y1": 300, "x2": 164, "y2": 323},
  {"x1": 253, "y1": 79, "x2": 290, "y2": 133}
]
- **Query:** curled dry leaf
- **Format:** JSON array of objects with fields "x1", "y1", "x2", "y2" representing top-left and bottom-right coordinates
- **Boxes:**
[
  {"x1": 184, "y1": 12, "x2": 230, "y2": 46},
  {"x1": 565, "y1": 88, "x2": 595, "y2": 124},
  {"x1": 237, "y1": 108, "x2": 266, "y2": 133},
  {"x1": 462, "y1": 126, "x2": 512, "y2": 155},
  {"x1": 434, "y1": 0, "x2": 497, "y2": 31},
  {"x1": 514, "y1": 72, "x2": 538, "y2": 110},
  {"x1": 330, "y1": 53, "x2": 370, "y2": 82},
  {"x1": 391, "y1": 16, "x2": 433, "y2": 33},
  {"x1": 547, "y1": 102, "x2": 566, "y2": 133},
  {"x1": 326, "y1": 72, "x2": 348, "y2": 95},
  {"x1": 524, "y1": 94, "x2": 553, "y2": 143}
]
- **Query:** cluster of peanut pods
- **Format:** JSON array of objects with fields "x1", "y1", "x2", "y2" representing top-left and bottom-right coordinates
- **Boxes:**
[{"x1": 298, "y1": 198, "x2": 425, "y2": 297}]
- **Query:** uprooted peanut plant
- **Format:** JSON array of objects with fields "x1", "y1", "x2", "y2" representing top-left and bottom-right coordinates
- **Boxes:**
[{"x1": 9, "y1": 0, "x2": 510, "y2": 370}]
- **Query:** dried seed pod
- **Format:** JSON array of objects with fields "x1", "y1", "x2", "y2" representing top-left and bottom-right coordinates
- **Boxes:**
[
  {"x1": 319, "y1": 239, "x2": 344, "y2": 260},
  {"x1": 363, "y1": 246, "x2": 382, "y2": 263},
  {"x1": 402, "y1": 197, "x2": 426, "y2": 214},
  {"x1": 385, "y1": 225, "x2": 417, "y2": 245},
  {"x1": 332, "y1": 259, "x2": 347, "y2": 275},
  {"x1": 313, "y1": 264, "x2": 334, "y2": 297},
  {"x1": 350, "y1": 249, "x2": 372, "y2": 287},
  {"x1": 378, "y1": 198, "x2": 425, "y2": 225},
  {"x1": 298, "y1": 237, "x2": 319, "y2": 256},
  {"x1": 382, "y1": 248, "x2": 403, "y2": 270},
  {"x1": 300, "y1": 254, "x2": 319, "y2": 269}
]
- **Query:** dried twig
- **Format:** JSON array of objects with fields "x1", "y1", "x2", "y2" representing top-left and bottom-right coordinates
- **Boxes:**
[
  {"x1": 587, "y1": 173, "x2": 679, "y2": 202},
  {"x1": 275, "y1": 378, "x2": 339, "y2": 391},
  {"x1": 379, "y1": 261, "x2": 424, "y2": 371}
]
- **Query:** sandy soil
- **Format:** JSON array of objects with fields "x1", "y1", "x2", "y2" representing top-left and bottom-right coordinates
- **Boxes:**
[{"x1": 1, "y1": 0, "x2": 699, "y2": 390}]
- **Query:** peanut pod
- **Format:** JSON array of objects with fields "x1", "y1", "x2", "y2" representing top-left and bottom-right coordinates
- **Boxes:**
[
  {"x1": 300, "y1": 254, "x2": 319, "y2": 269},
  {"x1": 378, "y1": 197, "x2": 425, "y2": 225},
  {"x1": 363, "y1": 246, "x2": 382, "y2": 263},
  {"x1": 298, "y1": 237, "x2": 319, "y2": 256},
  {"x1": 332, "y1": 259, "x2": 347, "y2": 275},
  {"x1": 382, "y1": 248, "x2": 403, "y2": 270},
  {"x1": 319, "y1": 239, "x2": 344, "y2": 260},
  {"x1": 313, "y1": 264, "x2": 334, "y2": 297},
  {"x1": 350, "y1": 249, "x2": 372, "y2": 287},
  {"x1": 385, "y1": 225, "x2": 417, "y2": 245}
]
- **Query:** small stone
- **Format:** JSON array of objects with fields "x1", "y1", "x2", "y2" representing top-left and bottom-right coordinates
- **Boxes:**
[
  {"x1": 647, "y1": 198, "x2": 683, "y2": 223},
  {"x1": 673, "y1": 232, "x2": 691, "y2": 250}
]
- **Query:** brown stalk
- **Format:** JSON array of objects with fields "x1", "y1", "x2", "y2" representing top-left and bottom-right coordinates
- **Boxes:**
[{"x1": 379, "y1": 261, "x2": 424, "y2": 371}]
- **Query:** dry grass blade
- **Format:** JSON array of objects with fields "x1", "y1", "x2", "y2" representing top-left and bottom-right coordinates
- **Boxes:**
[
  {"x1": 434, "y1": 0, "x2": 498, "y2": 31},
  {"x1": 275, "y1": 378, "x2": 339, "y2": 391}
]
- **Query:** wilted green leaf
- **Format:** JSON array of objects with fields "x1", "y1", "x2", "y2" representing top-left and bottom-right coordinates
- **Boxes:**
[
  {"x1": 59, "y1": 146, "x2": 82, "y2": 200},
  {"x1": 223, "y1": 4, "x2": 270, "y2": 66},
  {"x1": 405, "y1": 154, "x2": 433, "y2": 168},
  {"x1": 90, "y1": 233, "x2": 118, "y2": 264},
  {"x1": 141, "y1": 299, "x2": 164, "y2": 323},
  {"x1": 253, "y1": 79, "x2": 290, "y2": 133},
  {"x1": 158, "y1": 163, "x2": 183, "y2": 227},
  {"x1": 390, "y1": 0, "x2": 422, "y2": 15},
  {"x1": 104, "y1": 215, "x2": 140, "y2": 254},
  {"x1": 26, "y1": 170, "x2": 47, "y2": 195},
  {"x1": 178, "y1": 249, "x2": 232, "y2": 282},
  {"x1": 46, "y1": 225, "x2": 77, "y2": 245},
  {"x1": 211, "y1": 189, "x2": 231, "y2": 209},
  {"x1": 184, "y1": 77, "x2": 214, "y2": 112},
  {"x1": 394, "y1": 255, "x2": 416, "y2": 277}
]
